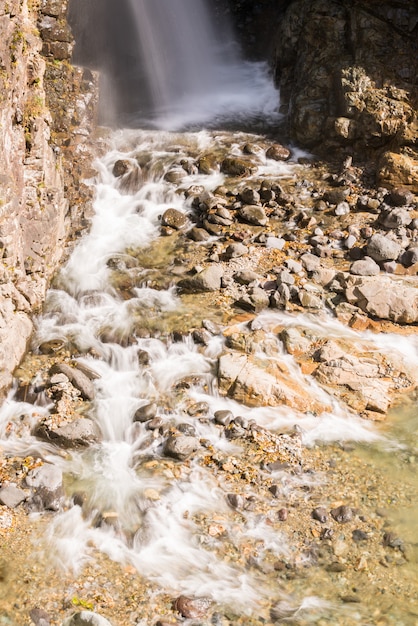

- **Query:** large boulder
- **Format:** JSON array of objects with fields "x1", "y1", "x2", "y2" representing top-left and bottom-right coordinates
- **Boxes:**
[{"x1": 345, "y1": 276, "x2": 418, "y2": 324}]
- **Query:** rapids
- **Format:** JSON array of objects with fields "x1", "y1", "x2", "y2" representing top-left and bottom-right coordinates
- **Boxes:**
[{"x1": 0, "y1": 2, "x2": 417, "y2": 624}]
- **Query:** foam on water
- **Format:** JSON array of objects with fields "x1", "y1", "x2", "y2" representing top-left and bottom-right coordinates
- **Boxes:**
[{"x1": 1, "y1": 128, "x2": 416, "y2": 618}]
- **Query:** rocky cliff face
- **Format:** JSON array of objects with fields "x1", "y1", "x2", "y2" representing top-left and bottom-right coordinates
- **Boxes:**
[
  {"x1": 0, "y1": 0, "x2": 98, "y2": 395},
  {"x1": 273, "y1": 0, "x2": 418, "y2": 189}
]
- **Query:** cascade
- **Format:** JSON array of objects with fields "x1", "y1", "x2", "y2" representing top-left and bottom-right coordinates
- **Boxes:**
[{"x1": 0, "y1": 1, "x2": 417, "y2": 624}]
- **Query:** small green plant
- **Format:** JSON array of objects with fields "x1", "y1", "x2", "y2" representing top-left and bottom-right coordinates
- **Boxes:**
[{"x1": 71, "y1": 597, "x2": 94, "y2": 611}]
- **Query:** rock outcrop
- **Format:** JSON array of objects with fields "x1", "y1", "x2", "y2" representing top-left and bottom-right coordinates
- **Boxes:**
[
  {"x1": 0, "y1": 0, "x2": 98, "y2": 396},
  {"x1": 273, "y1": 0, "x2": 418, "y2": 188}
]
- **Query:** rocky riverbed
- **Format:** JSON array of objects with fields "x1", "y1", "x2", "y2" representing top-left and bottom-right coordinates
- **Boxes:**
[{"x1": 0, "y1": 129, "x2": 417, "y2": 625}]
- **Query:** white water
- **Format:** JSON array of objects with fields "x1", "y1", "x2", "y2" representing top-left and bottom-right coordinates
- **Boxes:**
[
  {"x1": 1, "y1": 128, "x2": 416, "y2": 621},
  {"x1": 127, "y1": 0, "x2": 281, "y2": 129}
]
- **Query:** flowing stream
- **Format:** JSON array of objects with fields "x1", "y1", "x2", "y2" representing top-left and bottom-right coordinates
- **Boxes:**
[{"x1": 0, "y1": 2, "x2": 417, "y2": 625}]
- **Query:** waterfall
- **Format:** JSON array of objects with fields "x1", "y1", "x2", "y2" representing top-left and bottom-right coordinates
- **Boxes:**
[{"x1": 125, "y1": 0, "x2": 281, "y2": 129}]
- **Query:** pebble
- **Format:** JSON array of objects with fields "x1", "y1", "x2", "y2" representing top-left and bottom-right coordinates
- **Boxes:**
[
  {"x1": 330, "y1": 505, "x2": 354, "y2": 523},
  {"x1": 162, "y1": 435, "x2": 199, "y2": 461},
  {"x1": 312, "y1": 507, "x2": 328, "y2": 523}
]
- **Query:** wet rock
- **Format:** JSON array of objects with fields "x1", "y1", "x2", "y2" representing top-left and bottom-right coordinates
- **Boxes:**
[
  {"x1": 197, "y1": 154, "x2": 218, "y2": 174},
  {"x1": 239, "y1": 187, "x2": 261, "y2": 204},
  {"x1": 330, "y1": 505, "x2": 354, "y2": 523},
  {"x1": 226, "y1": 493, "x2": 245, "y2": 509},
  {"x1": 34, "y1": 417, "x2": 102, "y2": 449},
  {"x1": 350, "y1": 257, "x2": 380, "y2": 276},
  {"x1": 25, "y1": 463, "x2": 64, "y2": 511},
  {"x1": 177, "y1": 423, "x2": 196, "y2": 437},
  {"x1": 112, "y1": 159, "x2": 130, "y2": 177},
  {"x1": 62, "y1": 612, "x2": 113, "y2": 626},
  {"x1": 214, "y1": 410, "x2": 234, "y2": 426},
  {"x1": 326, "y1": 562, "x2": 346, "y2": 572},
  {"x1": 218, "y1": 351, "x2": 325, "y2": 412},
  {"x1": 188, "y1": 227, "x2": 211, "y2": 242},
  {"x1": 266, "y1": 144, "x2": 291, "y2": 161},
  {"x1": 173, "y1": 595, "x2": 211, "y2": 619},
  {"x1": 238, "y1": 205, "x2": 268, "y2": 226},
  {"x1": 133, "y1": 402, "x2": 158, "y2": 422},
  {"x1": 49, "y1": 363, "x2": 95, "y2": 401},
  {"x1": 177, "y1": 265, "x2": 223, "y2": 293},
  {"x1": 161, "y1": 208, "x2": 188, "y2": 230},
  {"x1": 324, "y1": 188, "x2": 349, "y2": 205},
  {"x1": 164, "y1": 169, "x2": 187, "y2": 184},
  {"x1": 0, "y1": 485, "x2": 27, "y2": 509},
  {"x1": 220, "y1": 157, "x2": 257, "y2": 177},
  {"x1": 163, "y1": 435, "x2": 199, "y2": 461},
  {"x1": 312, "y1": 507, "x2": 328, "y2": 523},
  {"x1": 278, "y1": 508, "x2": 288, "y2": 521},
  {"x1": 137, "y1": 349, "x2": 150, "y2": 366},
  {"x1": 383, "y1": 531, "x2": 404, "y2": 549}
]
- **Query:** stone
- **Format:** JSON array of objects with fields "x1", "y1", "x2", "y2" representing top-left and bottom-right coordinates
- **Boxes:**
[
  {"x1": 0, "y1": 485, "x2": 27, "y2": 508},
  {"x1": 133, "y1": 402, "x2": 158, "y2": 422},
  {"x1": 217, "y1": 351, "x2": 326, "y2": 413},
  {"x1": 30, "y1": 607, "x2": 51, "y2": 626},
  {"x1": 350, "y1": 257, "x2": 380, "y2": 276},
  {"x1": 163, "y1": 435, "x2": 199, "y2": 461},
  {"x1": 298, "y1": 290, "x2": 322, "y2": 309},
  {"x1": 224, "y1": 243, "x2": 248, "y2": 259},
  {"x1": 345, "y1": 276, "x2": 418, "y2": 323},
  {"x1": 300, "y1": 253, "x2": 321, "y2": 272},
  {"x1": 312, "y1": 507, "x2": 328, "y2": 523},
  {"x1": 330, "y1": 505, "x2": 354, "y2": 524},
  {"x1": 177, "y1": 265, "x2": 223, "y2": 293},
  {"x1": 221, "y1": 157, "x2": 257, "y2": 177},
  {"x1": 379, "y1": 207, "x2": 412, "y2": 229},
  {"x1": 161, "y1": 208, "x2": 188, "y2": 230},
  {"x1": 25, "y1": 463, "x2": 64, "y2": 511},
  {"x1": 238, "y1": 205, "x2": 268, "y2": 226},
  {"x1": 34, "y1": 417, "x2": 102, "y2": 449},
  {"x1": 387, "y1": 187, "x2": 415, "y2": 206},
  {"x1": 266, "y1": 144, "x2": 291, "y2": 161},
  {"x1": 62, "y1": 612, "x2": 113, "y2": 626},
  {"x1": 236, "y1": 286, "x2": 270, "y2": 313},
  {"x1": 239, "y1": 187, "x2": 261, "y2": 204},
  {"x1": 400, "y1": 247, "x2": 418, "y2": 267},
  {"x1": 378, "y1": 152, "x2": 418, "y2": 192},
  {"x1": 367, "y1": 234, "x2": 402, "y2": 262},
  {"x1": 234, "y1": 270, "x2": 260, "y2": 285},
  {"x1": 49, "y1": 363, "x2": 95, "y2": 401},
  {"x1": 173, "y1": 596, "x2": 211, "y2": 619}
]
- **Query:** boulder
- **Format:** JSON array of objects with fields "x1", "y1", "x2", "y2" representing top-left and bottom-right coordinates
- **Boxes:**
[
  {"x1": 345, "y1": 276, "x2": 418, "y2": 323},
  {"x1": 366, "y1": 234, "x2": 402, "y2": 263},
  {"x1": 177, "y1": 265, "x2": 223, "y2": 293},
  {"x1": 34, "y1": 417, "x2": 102, "y2": 449}
]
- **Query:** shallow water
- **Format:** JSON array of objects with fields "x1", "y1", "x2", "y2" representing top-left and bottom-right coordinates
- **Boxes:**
[{"x1": 0, "y1": 126, "x2": 417, "y2": 624}]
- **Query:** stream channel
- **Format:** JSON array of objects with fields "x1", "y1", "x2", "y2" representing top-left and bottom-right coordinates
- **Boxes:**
[{"x1": 0, "y1": 2, "x2": 417, "y2": 625}]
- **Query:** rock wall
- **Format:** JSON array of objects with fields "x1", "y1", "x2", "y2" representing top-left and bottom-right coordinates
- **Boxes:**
[
  {"x1": 273, "y1": 0, "x2": 418, "y2": 188},
  {"x1": 0, "y1": 0, "x2": 98, "y2": 395}
]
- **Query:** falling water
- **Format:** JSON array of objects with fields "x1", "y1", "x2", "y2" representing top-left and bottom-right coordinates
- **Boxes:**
[{"x1": 126, "y1": 0, "x2": 281, "y2": 129}]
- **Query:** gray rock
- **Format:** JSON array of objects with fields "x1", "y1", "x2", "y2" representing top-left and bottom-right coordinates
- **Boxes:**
[
  {"x1": 239, "y1": 187, "x2": 260, "y2": 204},
  {"x1": 387, "y1": 187, "x2": 414, "y2": 206},
  {"x1": 62, "y1": 612, "x2": 113, "y2": 626},
  {"x1": 188, "y1": 227, "x2": 211, "y2": 242},
  {"x1": 177, "y1": 265, "x2": 223, "y2": 293},
  {"x1": 331, "y1": 505, "x2": 354, "y2": 523},
  {"x1": 299, "y1": 291, "x2": 323, "y2": 309},
  {"x1": 50, "y1": 363, "x2": 95, "y2": 401},
  {"x1": 224, "y1": 243, "x2": 248, "y2": 259},
  {"x1": 133, "y1": 402, "x2": 158, "y2": 422},
  {"x1": 238, "y1": 205, "x2": 268, "y2": 226},
  {"x1": 0, "y1": 485, "x2": 27, "y2": 508},
  {"x1": 379, "y1": 208, "x2": 412, "y2": 229},
  {"x1": 300, "y1": 253, "x2": 321, "y2": 272},
  {"x1": 236, "y1": 287, "x2": 270, "y2": 313},
  {"x1": 30, "y1": 607, "x2": 51, "y2": 626},
  {"x1": 266, "y1": 236, "x2": 286, "y2": 250},
  {"x1": 234, "y1": 270, "x2": 260, "y2": 285},
  {"x1": 335, "y1": 201, "x2": 350, "y2": 216},
  {"x1": 367, "y1": 234, "x2": 402, "y2": 262},
  {"x1": 25, "y1": 463, "x2": 64, "y2": 511},
  {"x1": 35, "y1": 417, "x2": 102, "y2": 449},
  {"x1": 312, "y1": 507, "x2": 328, "y2": 523},
  {"x1": 401, "y1": 246, "x2": 418, "y2": 267},
  {"x1": 163, "y1": 435, "x2": 199, "y2": 461},
  {"x1": 350, "y1": 256, "x2": 380, "y2": 276},
  {"x1": 214, "y1": 410, "x2": 234, "y2": 426}
]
